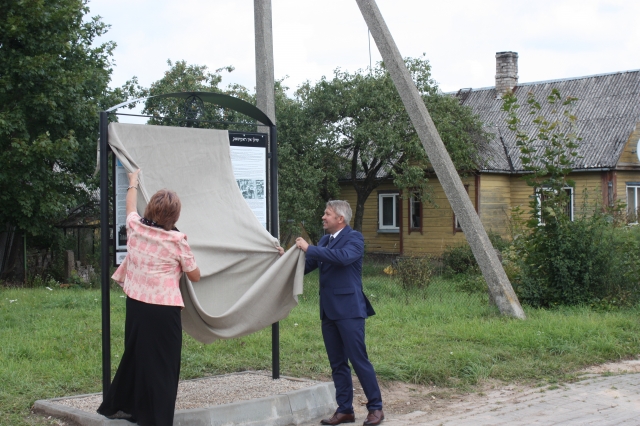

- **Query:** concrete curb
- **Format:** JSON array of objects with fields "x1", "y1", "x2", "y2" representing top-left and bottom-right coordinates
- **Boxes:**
[{"x1": 33, "y1": 376, "x2": 336, "y2": 426}]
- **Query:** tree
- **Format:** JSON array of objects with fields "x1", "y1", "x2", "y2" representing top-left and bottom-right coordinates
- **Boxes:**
[
  {"x1": 295, "y1": 57, "x2": 489, "y2": 231},
  {"x1": 0, "y1": 0, "x2": 115, "y2": 238},
  {"x1": 276, "y1": 80, "x2": 341, "y2": 243},
  {"x1": 139, "y1": 60, "x2": 254, "y2": 130},
  {"x1": 502, "y1": 88, "x2": 580, "y2": 227}
]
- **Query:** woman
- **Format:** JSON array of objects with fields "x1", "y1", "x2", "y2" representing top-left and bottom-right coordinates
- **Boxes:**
[{"x1": 98, "y1": 169, "x2": 201, "y2": 426}]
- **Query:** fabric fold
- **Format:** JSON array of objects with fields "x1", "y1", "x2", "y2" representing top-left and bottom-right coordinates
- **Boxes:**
[{"x1": 108, "y1": 123, "x2": 305, "y2": 343}]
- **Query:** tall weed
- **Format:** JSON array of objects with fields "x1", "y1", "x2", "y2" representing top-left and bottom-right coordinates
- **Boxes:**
[{"x1": 395, "y1": 256, "x2": 434, "y2": 290}]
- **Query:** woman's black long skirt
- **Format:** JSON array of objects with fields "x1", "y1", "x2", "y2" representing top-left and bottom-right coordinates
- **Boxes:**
[{"x1": 98, "y1": 297, "x2": 182, "y2": 426}]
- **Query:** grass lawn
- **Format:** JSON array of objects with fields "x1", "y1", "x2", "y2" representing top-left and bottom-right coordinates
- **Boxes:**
[{"x1": 1, "y1": 270, "x2": 639, "y2": 425}]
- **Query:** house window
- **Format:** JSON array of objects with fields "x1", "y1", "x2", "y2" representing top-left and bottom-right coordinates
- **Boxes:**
[
  {"x1": 453, "y1": 185, "x2": 470, "y2": 232},
  {"x1": 627, "y1": 184, "x2": 640, "y2": 222},
  {"x1": 409, "y1": 192, "x2": 422, "y2": 233},
  {"x1": 378, "y1": 192, "x2": 400, "y2": 232},
  {"x1": 536, "y1": 187, "x2": 574, "y2": 224}
]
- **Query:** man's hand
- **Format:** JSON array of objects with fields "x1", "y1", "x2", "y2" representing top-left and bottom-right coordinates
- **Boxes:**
[
  {"x1": 276, "y1": 246, "x2": 284, "y2": 256},
  {"x1": 295, "y1": 237, "x2": 309, "y2": 252}
]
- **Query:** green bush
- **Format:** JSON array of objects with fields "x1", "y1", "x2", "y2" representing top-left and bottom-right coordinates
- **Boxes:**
[
  {"x1": 513, "y1": 214, "x2": 640, "y2": 308},
  {"x1": 455, "y1": 274, "x2": 487, "y2": 294},
  {"x1": 441, "y1": 233, "x2": 509, "y2": 276},
  {"x1": 441, "y1": 244, "x2": 478, "y2": 275},
  {"x1": 501, "y1": 245, "x2": 522, "y2": 285},
  {"x1": 395, "y1": 256, "x2": 434, "y2": 289},
  {"x1": 487, "y1": 231, "x2": 511, "y2": 252}
]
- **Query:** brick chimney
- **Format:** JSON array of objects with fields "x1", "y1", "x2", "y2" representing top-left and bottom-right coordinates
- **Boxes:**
[{"x1": 495, "y1": 51, "x2": 518, "y2": 97}]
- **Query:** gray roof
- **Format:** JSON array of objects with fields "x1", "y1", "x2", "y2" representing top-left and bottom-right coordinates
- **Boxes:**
[{"x1": 456, "y1": 70, "x2": 640, "y2": 173}]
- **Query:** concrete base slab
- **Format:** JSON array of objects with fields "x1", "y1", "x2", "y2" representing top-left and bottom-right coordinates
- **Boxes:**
[{"x1": 33, "y1": 375, "x2": 336, "y2": 426}]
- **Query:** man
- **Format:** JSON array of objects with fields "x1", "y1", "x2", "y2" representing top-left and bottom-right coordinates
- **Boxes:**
[{"x1": 296, "y1": 200, "x2": 384, "y2": 426}]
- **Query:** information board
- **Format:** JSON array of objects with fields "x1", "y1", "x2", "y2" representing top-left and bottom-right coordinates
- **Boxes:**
[
  {"x1": 114, "y1": 159, "x2": 128, "y2": 263},
  {"x1": 228, "y1": 131, "x2": 268, "y2": 229}
]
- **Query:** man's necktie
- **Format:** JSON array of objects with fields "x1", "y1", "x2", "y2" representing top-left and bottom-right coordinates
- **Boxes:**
[{"x1": 327, "y1": 236, "x2": 334, "y2": 247}]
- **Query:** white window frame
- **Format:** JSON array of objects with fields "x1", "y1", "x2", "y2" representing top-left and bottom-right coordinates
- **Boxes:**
[
  {"x1": 378, "y1": 192, "x2": 399, "y2": 231},
  {"x1": 536, "y1": 186, "x2": 574, "y2": 224},
  {"x1": 626, "y1": 184, "x2": 640, "y2": 223}
]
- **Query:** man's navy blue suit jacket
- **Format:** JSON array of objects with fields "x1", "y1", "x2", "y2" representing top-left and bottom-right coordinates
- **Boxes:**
[{"x1": 304, "y1": 226, "x2": 375, "y2": 320}]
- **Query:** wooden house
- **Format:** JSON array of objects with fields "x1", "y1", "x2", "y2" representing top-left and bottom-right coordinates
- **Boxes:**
[{"x1": 339, "y1": 52, "x2": 640, "y2": 256}]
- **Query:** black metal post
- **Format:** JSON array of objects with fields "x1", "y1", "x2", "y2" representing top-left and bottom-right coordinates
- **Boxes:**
[
  {"x1": 270, "y1": 125, "x2": 280, "y2": 380},
  {"x1": 269, "y1": 126, "x2": 279, "y2": 240},
  {"x1": 271, "y1": 322, "x2": 280, "y2": 379},
  {"x1": 99, "y1": 112, "x2": 111, "y2": 396}
]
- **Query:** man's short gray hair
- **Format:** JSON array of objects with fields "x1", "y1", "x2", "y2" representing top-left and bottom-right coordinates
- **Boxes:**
[{"x1": 326, "y1": 200, "x2": 352, "y2": 225}]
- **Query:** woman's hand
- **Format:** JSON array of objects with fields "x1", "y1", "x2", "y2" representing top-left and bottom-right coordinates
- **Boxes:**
[{"x1": 128, "y1": 169, "x2": 140, "y2": 187}]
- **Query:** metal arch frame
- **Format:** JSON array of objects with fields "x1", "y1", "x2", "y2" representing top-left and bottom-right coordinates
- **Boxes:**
[
  {"x1": 105, "y1": 91, "x2": 275, "y2": 126},
  {"x1": 99, "y1": 92, "x2": 279, "y2": 396}
]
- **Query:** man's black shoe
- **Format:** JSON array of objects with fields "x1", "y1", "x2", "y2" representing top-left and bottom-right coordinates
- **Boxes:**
[{"x1": 320, "y1": 411, "x2": 356, "y2": 425}]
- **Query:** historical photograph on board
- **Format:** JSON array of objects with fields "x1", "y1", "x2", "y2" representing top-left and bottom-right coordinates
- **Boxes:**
[
  {"x1": 236, "y1": 179, "x2": 255, "y2": 199},
  {"x1": 255, "y1": 179, "x2": 265, "y2": 199}
]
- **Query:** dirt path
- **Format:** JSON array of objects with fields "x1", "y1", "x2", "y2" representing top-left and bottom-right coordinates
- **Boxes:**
[
  {"x1": 384, "y1": 359, "x2": 640, "y2": 419},
  {"x1": 301, "y1": 359, "x2": 640, "y2": 425}
]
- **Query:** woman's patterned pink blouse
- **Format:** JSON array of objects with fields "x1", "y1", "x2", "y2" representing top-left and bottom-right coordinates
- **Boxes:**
[{"x1": 112, "y1": 212, "x2": 197, "y2": 307}]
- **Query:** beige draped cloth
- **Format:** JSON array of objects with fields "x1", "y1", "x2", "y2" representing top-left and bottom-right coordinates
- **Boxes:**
[{"x1": 108, "y1": 123, "x2": 305, "y2": 344}]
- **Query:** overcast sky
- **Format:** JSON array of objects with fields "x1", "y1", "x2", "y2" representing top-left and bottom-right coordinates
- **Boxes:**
[{"x1": 89, "y1": 0, "x2": 640, "y2": 99}]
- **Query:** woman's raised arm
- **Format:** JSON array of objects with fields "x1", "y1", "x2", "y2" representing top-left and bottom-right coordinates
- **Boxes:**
[{"x1": 126, "y1": 169, "x2": 141, "y2": 216}]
